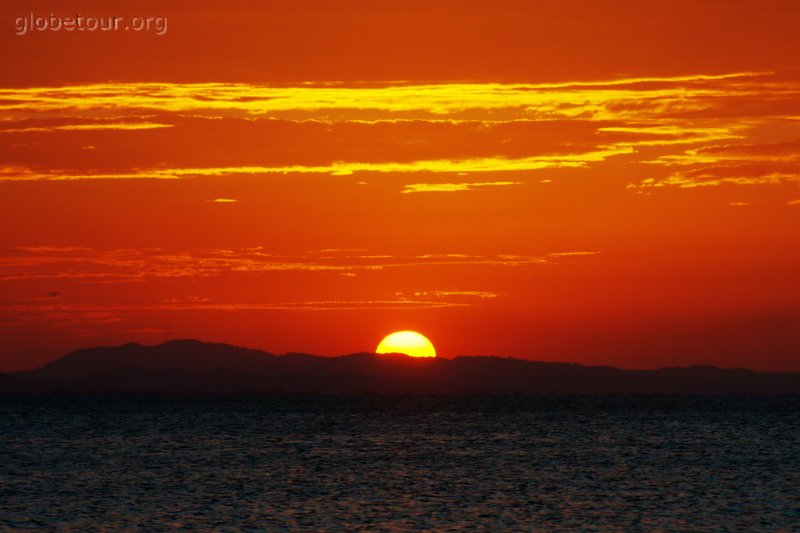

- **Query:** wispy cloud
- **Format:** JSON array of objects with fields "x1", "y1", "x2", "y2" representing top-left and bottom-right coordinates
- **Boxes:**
[
  {"x1": 0, "y1": 246, "x2": 599, "y2": 283},
  {"x1": 3, "y1": 72, "x2": 798, "y2": 195},
  {"x1": 0, "y1": 72, "x2": 776, "y2": 122},
  {"x1": 3, "y1": 244, "x2": 598, "y2": 336},
  {"x1": 402, "y1": 181, "x2": 523, "y2": 193},
  {"x1": 0, "y1": 298, "x2": 471, "y2": 339},
  {"x1": 629, "y1": 140, "x2": 800, "y2": 189},
  {"x1": 401, "y1": 290, "x2": 498, "y2": 299},
  {"x1": 2, "y1": 299, "x2": 472, "y2": 315},
  {"x1": 0, "y1": 122, "x2": 174, "y2": 133},
  {"x1": 0, "y1": 146, "x2": 632, "y2": 182},
  {"x1": 631, "y1": 173, "x2": 798, "y2": 189}
]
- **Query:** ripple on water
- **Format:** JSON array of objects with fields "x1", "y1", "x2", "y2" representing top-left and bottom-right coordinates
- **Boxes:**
[{"x1": 1, "y1": 395, "x2": 798, "y2": 530}]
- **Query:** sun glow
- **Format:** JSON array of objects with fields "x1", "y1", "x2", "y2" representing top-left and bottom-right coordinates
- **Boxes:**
[{"x1": 376, "y1": 331, "x2": 437, "y2": 358}]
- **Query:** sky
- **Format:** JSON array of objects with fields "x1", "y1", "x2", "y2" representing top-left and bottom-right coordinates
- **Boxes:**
[{"x1": 1, "y1": 0, "x2": 799, "y2": 371}]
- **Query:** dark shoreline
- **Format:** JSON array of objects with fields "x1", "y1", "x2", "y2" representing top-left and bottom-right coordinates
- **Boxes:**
[{"x1": 5, "y1": 340, "x2": 800, "y2": 395}]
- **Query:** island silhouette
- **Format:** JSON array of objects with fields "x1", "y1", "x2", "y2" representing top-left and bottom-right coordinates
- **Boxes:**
[{"x1": 2, "y1": 339, "x2": 799, "y2": 394}]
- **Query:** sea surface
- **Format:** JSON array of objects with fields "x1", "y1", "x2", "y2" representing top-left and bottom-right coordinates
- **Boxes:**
[{"x1": 1, "y1": 395, "x2": 798, "y2": 531}]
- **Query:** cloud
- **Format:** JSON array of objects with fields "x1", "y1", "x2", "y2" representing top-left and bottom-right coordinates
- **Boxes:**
[
  {"x1": 3, "y1": 72, "x2": 799, "y2": 196},
  {"x1": 1, "y1": 300, "x2": 472, "y2": 315},
  {"x1": 629, "y1": 139, "x2": 800, "y2": 189},
  {"x1": 0, "y1": 72, "x2": 774, "y2": 122},
  {"x1": 596, "y1": 125, "x2": 741, "y2": 147},
  {"x1": 0, "y1": 246, "x2": 600, "y2": 283},
  {"x1": 631, "y1": 172, "x2": 798, "y2": 189},
  {"x1": 0, "y1": 122, "x2": 173, "y2": 133},
  {"x1": 406, "y1": 290, "x2": 498, "y2": 299},
  {"x1": 0, "y1": 146, "x2": 632, "y2": 182},
  {"x1": 546, "y1": 251, "x2": 602, "y2": 258},
  {"x1": 0, "y1": 246, "x2": 599, "y2": 345},
  {"x1": 401, "y1": 181, "x2": 522, "y2": 193}
]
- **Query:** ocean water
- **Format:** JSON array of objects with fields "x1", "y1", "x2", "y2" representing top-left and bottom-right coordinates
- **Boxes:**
[{"x1": 1, "y1": 395, "x2": 798, "y2": 531}]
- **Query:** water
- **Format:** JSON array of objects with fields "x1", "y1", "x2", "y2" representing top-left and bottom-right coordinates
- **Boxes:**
[{"x1": 1, "y1": 395, "x2": 798, "y2": 531}]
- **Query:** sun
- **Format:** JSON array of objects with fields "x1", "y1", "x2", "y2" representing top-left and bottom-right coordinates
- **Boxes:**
[{"x1": 376, "y1": 330, "x2": 437, "y2": 358}]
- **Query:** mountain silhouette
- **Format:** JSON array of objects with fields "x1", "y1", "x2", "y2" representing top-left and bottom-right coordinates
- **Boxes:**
[{"x1": 2, "y1": 339, "x2": 799, "y2": 394}]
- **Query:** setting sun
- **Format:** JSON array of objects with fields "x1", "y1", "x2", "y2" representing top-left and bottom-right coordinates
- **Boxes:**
[{"x1": 376, "y1": 331, "x2": 437, "y2": 358}]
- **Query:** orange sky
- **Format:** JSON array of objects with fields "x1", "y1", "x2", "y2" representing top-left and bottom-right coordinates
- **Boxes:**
[{"x1": 2, "y1": 0, "x2": 799, "y2": 371}]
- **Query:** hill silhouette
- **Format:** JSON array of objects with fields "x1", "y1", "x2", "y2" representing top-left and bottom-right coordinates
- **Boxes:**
[{"x1": 2, "y1": 339, "x2": 799, "y2": 394}]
